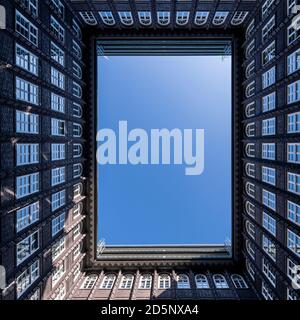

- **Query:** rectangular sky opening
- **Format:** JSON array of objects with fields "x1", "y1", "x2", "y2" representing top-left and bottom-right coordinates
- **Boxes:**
[{"x1": 97, "y1": 52, "x2": 232, "y2": 246}]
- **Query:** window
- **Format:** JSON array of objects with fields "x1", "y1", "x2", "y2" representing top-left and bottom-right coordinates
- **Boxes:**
[
  {"x1": 262, "y1": 41, "x2": 276, "y2": 66},
  {"x1": 73, "y1": 203, "x2": 83, "y2": 219},
  {"x1": 119, "y1": 274, "x2": 134, "y2": 289},
  {"x1": 287, "y1": 229, "x2": 300, "y2": 256},
  {"x1": 287, "y1": 288, "x2": 298, "y2": 300},
  {"x1": 73, "y1": 223, "x2": 81, "y2": 240},
  {"x1": 73, "y1": 163, "x2": 83, "y2": 178},
  {"x1": 73, "y1": 243, "x2": 81, "y2": 261},
  {"x1": 73, "y1": 103, "x2": 82, "y2": 118},
  {"x1": 245, "y1": 163, "x2": 255, "y2": 178},
  {"x1": 54, "y1": 283, "x2": 66, "y2": 300},
  {"x1": 81, "y1": 275, "x2": 97, "y2": 289},
  {"x1": 16, "y1": 77, "x2": 39, "y2": 105},
  {"x1": 262, "y1": 166, "x2": 276, "y2": 186},
  {"x1": 231, "y1": 275, "x2": 248, "y2": 289},
  {"x1": 51, "y1": 143, "x2": 65, "y2": 161},
  {"x1": 16, "y1": 173, "x2": 39, "y2": 199},
  {"x1": 51, "y1": 118, "x2": 65, "y2": 136},
  {"x1": 138, "y1": 12, "x2": 151, "y2": 26},
  {"x1": 262, "y1": 66, "x2": 276, "y2": 89},
  {"x1": 287, "y1": 112, "x2": 300, "y2": 133},
  {"x1": 231, "y1": 11, "x2": 248, "y2": 25},
  {"x1": 245, "y1": 201, "x2": 256, "y2": 218},
  {"x1": 245, "y1": 81, "x2": 255, "y2": 97},
  {"x1": 176, "y1": 274, "x2": 190, "y2": 289},
  {"x1": 245, "y1": 143, "x2": 255, "y2": 157},
  {"x1": 262, "y1": 117, "x2": 276, "y2": 136},
  {"x1": 176, "y1": 12, "x2": 189, "y2": 26},
  {"x1": 212, "y1": 12, "x2": 228, "y2": 26},
  {"x1": 73, "y1": 40, "x2": 82, "y2": 59},
  {"x1": 16, "y1": 201, "x2": 39, "y2": 232},
  {"x1": 50, "y1": 16, "x2": 64, "y2": 43},
  {"x1": 262, "y1": 258, "x2": 276, "y2": 287},
  {"x1": 73, "y1": 263, "x2": 81, "y2": 282},
  {"x1": 16, "y1": 44, "x2": 38, "y2": 75},
  {"x1": 288, "y1": 0, "x2": 297, "y2": 15},
  {"x1": 263, "y1": 234, "x2": 276, "y2": 261},
  {"x1": 245, "y1": 182, "x2": 255, "y2": 198},
  {"x1": 287, "y1": 258, "x2": 299, "y2": 283},
  {"x1": 73, "y1": 123, "x2": 83, "y2": 137},
  {"x1": 262, "y1": 143, "x2": 276, "y2": 160},
  {"x1": 16, "y1": 260, "x2": 39, "y2": 298},
  {"x1": 262, "y1": 190, "x2": 276, "y2": 211},
  {"x1": 73, "y1": 61, "x2": 82, "y2": 79},
  {"x1": 288, "y1": 22, "x2": 300, "y2": 45},
  {"x1": 195, "y1": 274, "x2": 209, "y2": 289},
  {"x1": 246, "y1": 260, "x2": 255, "y2": 280},
  {"x1": 99, "y1": 12, "x2": 115, "y2": 26},
  {"x1": 15, "y1": 11, "x2": 38, "y2": 46},
  {"x1": 262, "y1": 16, "x2": 275, "y2": 42},
  {"x1": 288, "y1": 144, "x2": 300, "y2": 165},
  {"x1": 194, "y1": 12, "x2": 209, "y2": 26},
  {"x1": 118, "y1": 12, "x2": 133, "y2": 26},
  {"x1": 51, "y1": 67, "x2": 65, "y2": 90},
  {"x1": 245, "y1": 60, "x2": 255, "y2": 79},
  {"x1": 50, "y1": 42, "x2": 64, "y2": 66},
  {"x1": 51, "y1": 167, "x2": 65, "y2": 186},
  {"x1": 52, "y1": 212, "x2": 65, "y2": 236},
  {"x1": 288, "y1": 48, "x2": 300, "y2": 75},
  {"x1": 158, "y1": 274, "x2": 171, "y2": 289},
  {"x1": 51, "y1": 190, "x2": 65, "y2": 212},
  {"x1": 73, "y1": 82, "x2": 82, "y2": 98},
  {"x1": 288, "y1": 80, "x2": 300, "y2": 104},
  {"x1": 52, "y1": 236, "x2": 65, "y2": 261},
  {"x1": 138, "y1": 274, "x2": 152, "y2": 289},
  {"x1": 20, "y1": 0, "x2": 38, "y2": 16},
  {"x1": 213, "y1": 275, "x2": 229, "y2": 289},
  {"x1": 262, "y1": 281, "x2": 273, "y2": 300},
  {"x1": 246, "y1": 19, "x2": 255, "y2": 39},
  {"x1": 51, "y1": 0, "x2": 64, "y2": 19},
  {"x1": 288, "y1": 172, "x2": 300, "y2": 194},
  {"x1": 246, "y1": 39, "x2": 255, "y2": 58},
  {"x1": 16, "y1": 231, "x2": 39, "y2": 265},
  {"x1": 246, "y1": 220, "x2": 255, "y2": 239},
  {"x1": 262, "y1": 92, "x2": 276, "y2": 112},
  {"x1": 263, "y1": 212, "x2": 276, "y2": 236},
  {"x1": 73, "y1": 183, "x2": 83, "y2": 200},
  {"x1": 246, "y1": 239, "x2": 255, "y2": 259},
  {"x1": 16, "y1": 143, "x2": 39, "y2": 166},
  {"x1": 73, "y1": 144, "x2": 83, "y2": 158},
  {"x1": 262, "y1": 0, "x2": 275, "y2": 19},
  {"x1": 52, "y1": 260, "x2": 65, "y2": 287},
  {"x1": 100, "y1": 274, "x2": 116, "y2": 289},
  {"x1": 157, "y1": 12, "x2": 170, "y2": 26},
  {"x1": 73, "y1": 19, "x2": 81, "y2": 39},
  {"x1": 245, "y1": 122, "x2": 255, "y2": 137},
  {"x1": 29, "y1": 288, "x2": 40, "y2": 300},
  {"x1": 51, "y1": 92, "x2": 65, "y2": 113},
  {"x1": 245, "y1": 102, "x2": 255, "y2": 118},
  {"x1": 287, "y1": 200, "x2": 300, "y2": 226},
  {"x1": 80, "y1": 11, "x2": 97, "y2": 25}
]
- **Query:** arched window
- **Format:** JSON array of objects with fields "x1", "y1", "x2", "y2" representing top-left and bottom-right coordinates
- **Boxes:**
[
  {"x1": 231, "y1": 11, "x2": 248, "y2": 26},
  {"x1": 138, "y1": 12, "x2": 151, "y2": 26},
  {"x1": 245, "y1": 143, "x2": 255, "y2": 157},
  {"x1": 194, "y1": 11, "x2": 209, "y2": 26},
  {"x1": 246, "y1": 60, "x2": 255, "y2": 78},
  {"x1": 246, "y1": 39, "x2": 255, "y2": 58},
  {"x1": 246, "y1": 81, "x2": 256, "y2": 98},
  {"x1": 176, "y1": 12, "x2": 189, "y2": 26},
  {"x1": 245, "y1": 201, "x2": 255, "y2": 218},
  {"x1": 73, "y1": 144, "x2": 83, "y2": 158},
  {"x1": 99, "y1": 12, "x2": 115, "y2": 26},
  {"x1": 100, "y1": 274, "x2": 116, "y2": 289},
  {"x1": 118, "y1": 12, "x2": 133, "y2": 26},
  {"x1": 245, "y1": 182, "x2": 255, "y2": 198},
  {"x1": 138, "y1": 274, "x2": 152, "y2": 289},
  {"x1": 212, "y1": 12, "x2": 228, "y2": 25},
  {"x1": 245, "y1": 122, "x2": 255, "y2": 137},
  {"x1": 195, "y1": 274, "x2": 209, "y2": 289},
  {"x1": 79, "y1": 12, "x2": 97, "y2": 25},
  {"x1": 73, "y1": 82, "x2": 82, "y2": 98},
  {"x1": 246, "y1": 221, "x2": 255, "y2": 240},
  {"x1": 246, "y1": 239, "x2": 255, "y2": 259},
  {"x1": 73, "y1": 123, "x2": 83, "y2": 137},
  {"x1": 231, "y1": 274, "x2": 248, "y2": 289},
  {"x1": 73, "y1": 183, "x2": 83, "y2": 200},
  {"x1": 246, "y1": 19, "x2": 255, "y2": 39},
  {"x1": 158, "y1": 274, "x2": 171, "y2": 289},
  {"x1": 213, "y1": 274, "x2": 229, "y2": 289},
  {"x1": 119, "y1": 274, "x2": 134, "y2": 289},
  {"x1": 176, "y1": 274, "x2": 190, "y2": 289},
  {"x1": 73, "y1": 103, "x2": 82, "y2": 118},
  {"x1": 245, "y1": 102, "x2": 255, "y2": 118},
  {"x1": 245, "y1": 163, "x2": 255, "y2": 178},
  {"x1": 73, "y1": 163, "x2": 83, "y2": 178},
  {"x1": 80, "y1": 274, "x2": 98, "y2": 289},
  {"x1": 157, "y1": 12, "x2": 170, "y2": 26},
  {"x1": 73, "y1": 202, "x2": 83, "y2": 219}
]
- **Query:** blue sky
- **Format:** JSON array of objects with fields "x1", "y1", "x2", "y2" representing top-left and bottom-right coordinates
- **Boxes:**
[{"x1": 97, "y1": 55, "x2": 231, "y2": 245}]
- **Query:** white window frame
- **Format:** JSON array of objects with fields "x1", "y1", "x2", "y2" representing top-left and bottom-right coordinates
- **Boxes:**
[{"x1": 16, "y1": 43, "x2": 38, "y2": 75}]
